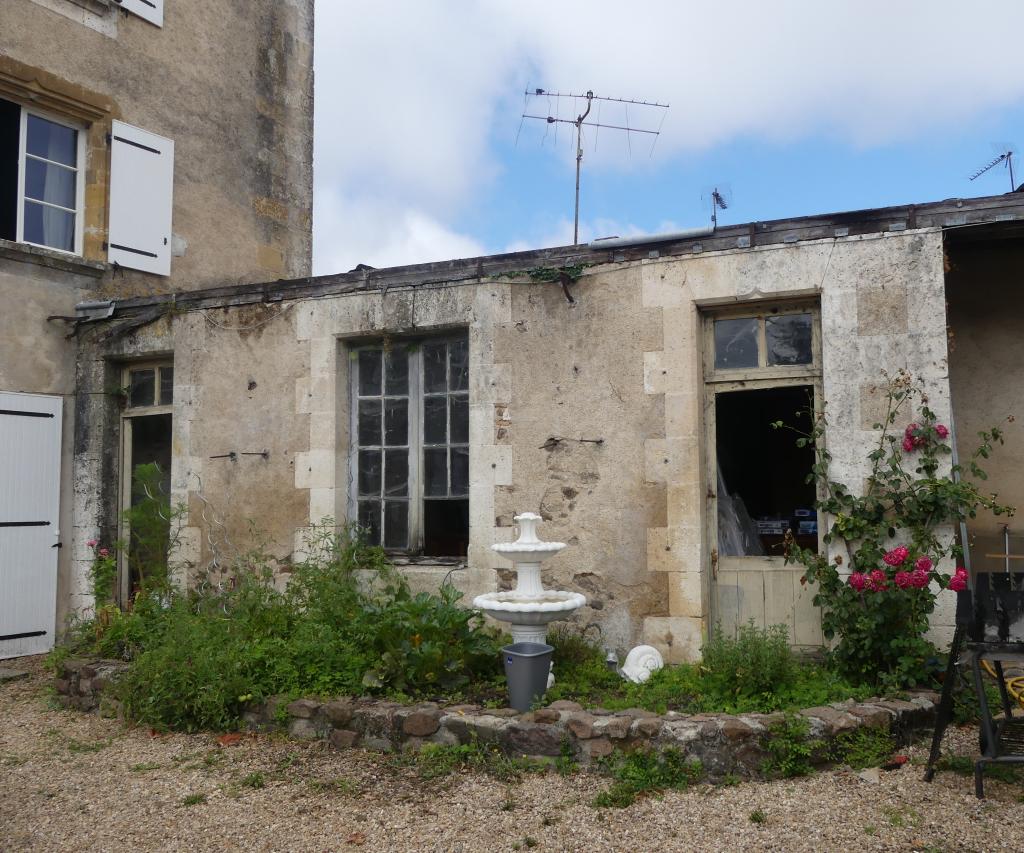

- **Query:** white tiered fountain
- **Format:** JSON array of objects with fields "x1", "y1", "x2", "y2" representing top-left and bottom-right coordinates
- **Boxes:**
[{"x1": 473, "y1": 512, "x2": 586, "y2": 644}]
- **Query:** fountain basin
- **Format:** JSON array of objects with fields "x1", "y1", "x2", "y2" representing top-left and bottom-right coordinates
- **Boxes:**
[{"x1": 473, "y1": 590, "x2": 586, "y2": 623}]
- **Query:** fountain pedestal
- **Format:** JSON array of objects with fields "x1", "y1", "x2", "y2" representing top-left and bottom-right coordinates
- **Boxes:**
[{"x1": 473, "y1": 512, "x2": 585, "y2": 645}]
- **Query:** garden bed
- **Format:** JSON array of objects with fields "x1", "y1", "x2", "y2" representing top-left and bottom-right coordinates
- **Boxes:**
[{"x1": 54, "y1": 657, "x2": 938, "y2": 782}]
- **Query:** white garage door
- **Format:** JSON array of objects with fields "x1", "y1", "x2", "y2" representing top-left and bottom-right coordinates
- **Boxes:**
[{"x1": 0, "y1": 392, "x2": 62, "y2": 659}]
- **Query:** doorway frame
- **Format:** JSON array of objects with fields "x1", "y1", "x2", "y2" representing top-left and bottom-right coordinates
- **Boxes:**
[
  {"x1": 701, "y1": 301, "x2": 825, "y2": 644},
  {"x1": 117, "y1": 360, "x2": 174, "y2": 605}
]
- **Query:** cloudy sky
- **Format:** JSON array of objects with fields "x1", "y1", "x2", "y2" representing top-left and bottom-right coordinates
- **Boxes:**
[{"x1": 312, "y1": 1, "x2": 1024, "y2": 275}]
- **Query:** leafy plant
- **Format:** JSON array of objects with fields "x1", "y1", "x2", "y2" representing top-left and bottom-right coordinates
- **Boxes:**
[
  {"x1": 761, "y1": 713, "x2": 815, "y2": 778},
  {"x1": 702, "y1": 622, "x2": 797, "y2": 703},
  {"x1": 829, "y1": 726, "x2": 895, "y2": 770},
  {"x1": 593, "y1": 748, "x2": 701, "y2": 808},
  {"x1": 776, "y1": 371, "x2": 1013, "y2": 688}
]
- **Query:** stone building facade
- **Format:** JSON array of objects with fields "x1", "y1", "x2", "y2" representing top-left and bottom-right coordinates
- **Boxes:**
[
  {"x1": 65, "y1": 193, "x2": 1024, "y2": 663},
  {"x1": 0, "y1": 0, "x2": 314, "y2": 656}
]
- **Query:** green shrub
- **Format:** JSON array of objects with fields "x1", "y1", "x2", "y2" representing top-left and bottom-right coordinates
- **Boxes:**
[
  {"x1": 829, "y1": 726, "x2": 895, "y2": 770},
  {"x1": 593, "y1": 748, "x2": 701, "y2": 808},
  {"x1": 701, "y1": 622, "x2": 798, "y2": 702},
  {"x1": 65, "y1": 524, "x2": 503, "y2": 732},
  {"x1": 761, "y1": 714, "x2": 815, "y2": 778}
]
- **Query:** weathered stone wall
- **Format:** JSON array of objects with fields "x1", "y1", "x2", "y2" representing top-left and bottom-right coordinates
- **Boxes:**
[
  {"x1": 54, "y1": 657, "x2": 939, "y2": 779},
  {"x1": 71, "y1": 229, "x2": 957, "y2": 656},
  {"x1": 1, "y1": 0, "x2": 314, "y2": 633}
]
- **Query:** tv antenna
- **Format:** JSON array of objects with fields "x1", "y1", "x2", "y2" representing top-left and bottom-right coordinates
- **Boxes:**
[
  {"x1": 520, "y1": 88, "x2": 669, "y2": 245},
  {"x1": 703, "y1": 185, "x2": 732, "y2": 229},
  {"x1": 969, "y1": 146, "x2": 1016, "y2": 192}
]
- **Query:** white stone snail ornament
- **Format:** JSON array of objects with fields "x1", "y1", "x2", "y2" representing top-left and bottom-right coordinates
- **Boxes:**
[{"x1": 619, "y1": 645, "x2": 665, "y2": 684}]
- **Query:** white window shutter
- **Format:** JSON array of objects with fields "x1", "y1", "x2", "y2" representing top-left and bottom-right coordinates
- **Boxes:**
[
  {"x1": 108, "y1": 121, "x2": 174, "y2": 276},
  {"x1": 118, "y1": 0, "x2": 164, "y2": 27}
]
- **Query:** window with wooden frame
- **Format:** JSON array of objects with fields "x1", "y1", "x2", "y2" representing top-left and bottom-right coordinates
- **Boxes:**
[
  {"x1": 705, "y1": 303, "x2": 820, "y2": 381},
  {"x1": 349, "y1": 334, "x2": 469, "y2": 557},
  {"x1": 0, "y1": 99, "x2": 86, "y2": 255}
]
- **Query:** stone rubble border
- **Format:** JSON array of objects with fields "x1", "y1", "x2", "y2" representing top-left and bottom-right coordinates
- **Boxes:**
[{"x1": 54, "y1": 658, "x2": 939, "y2": 779}]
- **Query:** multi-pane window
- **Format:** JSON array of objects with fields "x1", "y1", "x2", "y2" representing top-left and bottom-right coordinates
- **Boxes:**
[
  {"x1": 0, "y1": 99, "x2": 84, "y2": 254},
  {"x1": 125, "y1": 364, "x2": 174, "y2": 410},
  {"x1": 710, "y1": 308, "x2": 816, "y2": 373},
  {"x1": 351, "y1": 335, "x2": 470, "y2": 556}
]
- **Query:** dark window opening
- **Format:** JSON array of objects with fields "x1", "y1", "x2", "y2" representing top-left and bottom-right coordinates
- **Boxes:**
[
  {"x1": 126, "y1": 413, "x2": 172, "y2": 599},
  {"x1": 716, "y1": 385, "x2": 817, "y2": 557},
  {"x1": 0, "y1": 98, "x2": 19, "y2": 242},
  {"x1": 423, "y1": 499, "x2": 469, "y2": 558}
]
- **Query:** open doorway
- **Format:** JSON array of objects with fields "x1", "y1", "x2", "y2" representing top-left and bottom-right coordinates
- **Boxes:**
[
  {"x1": 119, "y1": 363, "x2": 173, "y2": 603},
  {"x1": 715, "y1": 385, "x2": 817, "y2": 557}
]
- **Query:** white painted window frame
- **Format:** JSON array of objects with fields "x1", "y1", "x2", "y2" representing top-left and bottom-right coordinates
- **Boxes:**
[
  {"x1": 15, "y1": 105, "x2": 86, "y2": 257},
  {"x1": 347, "y1": 334, "x2": 470, "y2": 556}
]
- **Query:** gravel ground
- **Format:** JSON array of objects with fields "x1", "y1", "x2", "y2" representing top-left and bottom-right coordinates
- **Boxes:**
[{"x1": 2, "y1": 657, "x2": 1023, "y2": 852}]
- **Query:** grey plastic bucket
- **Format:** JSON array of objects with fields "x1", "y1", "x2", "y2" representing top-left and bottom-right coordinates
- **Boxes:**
[{"x1": 502, "y1": 642, "x2": 554, "y2": 712}]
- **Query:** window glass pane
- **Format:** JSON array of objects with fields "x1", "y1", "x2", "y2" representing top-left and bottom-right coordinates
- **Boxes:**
[
  {"x1": 384, "y1": 398, "x2": 408, "y2": 446},
  {"x1": 26, "y1": 115, "x2": 77, "y2": 167},
  {"x1": 158, "y1": 367, "x2": 173, "y2": 405},
  {"x1": 358, "y1": 349, "x2": 382, "y2": 396},
  {"x1": 714, "y1": 317, "x2": 759, "y2": 370},
  {"x1": 357, "y1": 399, "x2": 382, "y2": 446},
  {"x1": 766, "y1": 313, "x2": 813, "y2": 366},
  {"x1": 424, "y1": 447, "x2": 448, "y2": 496},
  {"x1": 385, "y1": 348, "x2": 408, "y2": 395},
  {"x1": 450, "y1": 394, "x2": 469, "y2": 444},
  {"x1": 358, "y1": 500, "x2": 381, "y2": 545},
  {"x1": 383, "y1": 502, "x2": 408, "y2": 549},
  {"x1": 423, "y1": 342, "x2": 447, "y2": 393},
  {"x1": 423, "y1": 395, "x2": 446, "y2": 444},
  {"x1": 449, "y1": 338, "x2": 469, "y2": 391},
  {"x1": 129, "y1": 369, "x2": 155, "y2": 408},
  {"x1": 384, "y1": 449, "x2": 408, "y2": 496},
  {"x1": 24, "y1": 158, "x2": 76, "y2": 209},
  {"x1": 358, "y1": 449, "x2": 381, "y2": 496},
  {"x1": 23, "y1": 200, "x2": 74, "y2": 251},
  {"x1": 450, "y1": 448, "x2": 469, "y2": 497}
]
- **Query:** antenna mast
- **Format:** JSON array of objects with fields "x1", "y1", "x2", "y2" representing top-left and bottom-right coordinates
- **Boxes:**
[
  {"x1": 970, "y1": 149, "x2": 1016, "y2": 192},
  {"x1": 521, "y1": 88, "x2": 669, "y2": 245}
]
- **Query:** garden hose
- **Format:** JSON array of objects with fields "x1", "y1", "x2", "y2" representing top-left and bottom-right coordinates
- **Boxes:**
[{"x1": 981, "y1": 660, "x2": 1024, "y2": 711}]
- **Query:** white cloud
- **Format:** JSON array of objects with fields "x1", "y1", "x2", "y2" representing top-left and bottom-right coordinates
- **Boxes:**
[
  {"x1": 313, "y1": 1, "x2": 1024, "y2": 272},
  {"x1": 313, "y1": 190, "x2": 486, "y2": 274}
]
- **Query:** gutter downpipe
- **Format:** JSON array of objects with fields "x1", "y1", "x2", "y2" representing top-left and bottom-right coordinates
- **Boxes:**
[{"x1": 587, "y1": 224, "x2": 714, "y2": 250}]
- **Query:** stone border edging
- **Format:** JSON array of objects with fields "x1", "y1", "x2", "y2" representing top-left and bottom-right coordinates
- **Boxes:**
[{"x1": 54, "y1": 658, "x2": 939, "y2": 779}]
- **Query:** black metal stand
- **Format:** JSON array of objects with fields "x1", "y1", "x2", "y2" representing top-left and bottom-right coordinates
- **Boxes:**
[{"x1": 923, "y1": 624, "x2": 964, "y2": 783}]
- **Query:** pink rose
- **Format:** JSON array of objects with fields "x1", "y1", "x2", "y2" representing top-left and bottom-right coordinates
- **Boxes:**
[
  {"x1": 910, "y1": 568, "x2": 929, "y2": 589},
  {"x1": 884, "y1": 546, "x2": 909, "y2": 567},
  {"x1": 915, "y1": 556, "x2": 933, "y2": 572},
  {"x1": 936, "y1": 424, "x2": 949, "y2": 439},
  {"x1": 955, "y1": 566, "x2": 967, "y2": 576},
  {"x1": 894, "y1": 571, "x2": 912, "y2": 589},
  {"x1": 949, "y1": 574, "x2": 967, "y2": 592},
  {"x1": 868, "y1": 569, "x2": 889, "y2": 591},
  {"x1": 902, "y1": 436, "x2": 915, "y2": 452},
  {"x1": 98, "y1": 548, "x2": 109, "y2": 558},
  {"x1": 848, "y1": 572, "x2": 867, "y2": 592},
  {"x1": 86, "y1": 539, "x2": 98, "y2": 548}
]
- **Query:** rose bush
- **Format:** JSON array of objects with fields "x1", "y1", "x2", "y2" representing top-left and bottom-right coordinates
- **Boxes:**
[{"x1": 776, "y1": 372, "x2": 1012, "y2": 689}]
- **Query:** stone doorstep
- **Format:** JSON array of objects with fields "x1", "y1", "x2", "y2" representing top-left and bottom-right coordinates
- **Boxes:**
[
  {"x1": 0, "y1": 668, "x2": 30, "y2": 684},
  {"x1": 53, "y1": 658, "x2": 939, "y2": 781}
]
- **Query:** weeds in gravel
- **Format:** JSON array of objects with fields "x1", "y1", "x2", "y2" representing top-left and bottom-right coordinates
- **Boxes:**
[
  {"x1": 307, "y1": 776, "x2": 357, "y2": 795},
  {"x1": 181, "y1": 793, "x2": 207, "y2": 806},
  {"x1": 749, "y1": 808, "x2": 767, "y2": 824},
  {"x1": 592, "y1": 747, "x2": 701, "y2": 808},
  {"x1": 240, "y1": 771, "x2": 265, "y2": 789},
  {"x1": 129, "y1": 762, "x2": 162, "y2": 772},
  {"x1": 406, "y1": 740, "x2": 536, "y2": 783},
  {"x1": 935, "y1": 754, "x2": 1024, "y2": 784},
  {"x1": 1, "y1": 753, "x2": 27, "y2": 767},
  {"x1": 66, "y1": 738, "x2": 111, "y2": 754},
  {"x1": 761, "y1": 714, "x2": 815, "y2": 778}
]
